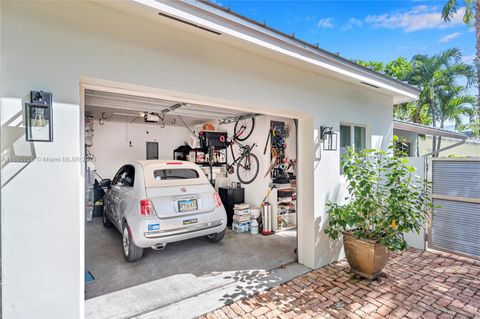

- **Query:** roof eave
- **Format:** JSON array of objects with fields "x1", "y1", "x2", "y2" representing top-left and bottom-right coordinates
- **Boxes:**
[
  {"x1": 197, "y1": 0, "x2": 420, "y2": 98},
  {"x1": 130, "y1": 0, "x2": 420, "y2": 102},
  {"x1": 394, "y1": 120, "x2": 468, "y2": 140}
]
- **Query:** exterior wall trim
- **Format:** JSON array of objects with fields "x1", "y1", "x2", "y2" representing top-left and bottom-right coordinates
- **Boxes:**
[
  {"x1": 112, "y1": 0, "x2": 420, "y2": 103},
  {"x1": 79, "y1": 76, "x2": 317, "y2": 272}
]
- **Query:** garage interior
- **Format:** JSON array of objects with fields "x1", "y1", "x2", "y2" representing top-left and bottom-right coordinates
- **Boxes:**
[{"x1": 83, "y1": 89, "x2": 299, "y2": 299}]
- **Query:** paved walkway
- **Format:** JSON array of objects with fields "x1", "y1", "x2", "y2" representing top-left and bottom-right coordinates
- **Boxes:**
[{"x1": 200, "y1": 249, "x2": 480, "y2": 319}]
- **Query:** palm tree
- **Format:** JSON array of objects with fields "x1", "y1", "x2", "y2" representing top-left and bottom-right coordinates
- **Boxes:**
[
  {"x1": 384, "y1": 57, "x2": 428, "y2": 124},
  {"x1": 442, "y1": 0, "x2": 479, "y2": 129},
  {"x1": 436, "y1": 85, "x2": 476, "y2": 149},
  {"x1": 442, "y1": 0, "x2": 476, "y2": 23},
  {"x1": 409, "y1": 48, "x2": 476, "y2": 155}
]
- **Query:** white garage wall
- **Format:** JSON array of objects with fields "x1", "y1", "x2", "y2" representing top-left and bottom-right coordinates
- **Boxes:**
[
  {"x1": 1, "y1": 1, "x2": 393, "y2": 318},
  {"x1": 89, "y1": 120, "x2": 191, "y2": 179}
]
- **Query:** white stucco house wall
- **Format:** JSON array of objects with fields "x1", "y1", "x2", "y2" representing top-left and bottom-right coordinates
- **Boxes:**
[{"x1": 1, "y1": 1, "x2": 420, "y2": 318}]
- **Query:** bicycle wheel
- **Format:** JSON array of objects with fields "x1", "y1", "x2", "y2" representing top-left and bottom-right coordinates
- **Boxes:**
[
  {"x1": 237, "y1": 153, "x2": 259, "y2": 184},
  {"x1": 234, "y1": 118, "x2": 255, "y2": 141}
]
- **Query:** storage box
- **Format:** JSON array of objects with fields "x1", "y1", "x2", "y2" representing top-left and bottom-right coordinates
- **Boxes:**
[
  {"x1": 199, "y1": 131, "x2": 227, "y2": 149},
  {"x1": 233, "y1": 213, "x2": 252, "y2": 222},
  {"x1": 232, "y1": 220, "x2": 251, "y2": 233},
  {"x1": 278, "y1": 188, "x2": 294, "y2": 198},
  {"x1": 233, "y1": 208, "x2": 250, "y2": 216},
  {"x1": 233, "y1": 203, "x2": 250, "y2": 210}
]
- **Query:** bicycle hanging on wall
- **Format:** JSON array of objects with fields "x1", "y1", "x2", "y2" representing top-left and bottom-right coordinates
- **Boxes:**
[{"x1": 226, "y1": 117, "x2": 259, "y2": 184}]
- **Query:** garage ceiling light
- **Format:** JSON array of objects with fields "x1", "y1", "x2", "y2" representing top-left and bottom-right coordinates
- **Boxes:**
[{"x1": 144, "y1": 112, "x2": 160, "y2": 123}]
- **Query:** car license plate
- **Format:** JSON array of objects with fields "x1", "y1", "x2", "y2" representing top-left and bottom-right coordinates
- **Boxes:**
[
  {"x1": 183, "y1": 218, "x2": 198, "y2": 225},
  {"x1": 148, "y1": 223, "x2": 160, "y2": 231},
  {"x1": 178, "y1": 199, "x2": 198, "y2": 212}
]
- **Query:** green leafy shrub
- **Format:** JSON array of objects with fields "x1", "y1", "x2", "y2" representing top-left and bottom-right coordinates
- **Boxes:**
[{"x1": 324, "y1": 139, "x2": 432, "y2": 251}]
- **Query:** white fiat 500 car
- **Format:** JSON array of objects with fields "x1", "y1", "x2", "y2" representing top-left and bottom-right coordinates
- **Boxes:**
[{"x1": 101, "y1": 160, "x2": 227, "y2": 262}]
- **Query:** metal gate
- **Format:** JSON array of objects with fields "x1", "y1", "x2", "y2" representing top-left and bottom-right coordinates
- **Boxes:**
[{"x1": 428, "y1": 159, "x2": 480, "y2": 258}]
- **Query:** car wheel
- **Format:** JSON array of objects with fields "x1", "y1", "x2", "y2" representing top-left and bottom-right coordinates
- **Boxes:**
[
  {"x1": 205, "y1": 229, "x2": 226, "y2": 243},
  {"x1": 122, "y1": 222, "x2": 143, "y2": 262},
  {"x1": 102, "y1": 206, "x2": 113, "y2": 228}
]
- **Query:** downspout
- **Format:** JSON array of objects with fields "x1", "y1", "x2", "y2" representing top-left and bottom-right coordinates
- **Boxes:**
[
  {"x1": 416, "y1": 135, "x2": 420, "y2": 157},
  {"x1": 430, "y1": 95, "x2": 437, "y2": 157},
  {"x1": 436, "y1": 119, "x2": 444, "y2": 152}
]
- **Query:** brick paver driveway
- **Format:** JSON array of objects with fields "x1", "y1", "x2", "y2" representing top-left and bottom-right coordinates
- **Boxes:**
[{"x1": 201, "y1": 249, "x2": 480, "y2": 319}]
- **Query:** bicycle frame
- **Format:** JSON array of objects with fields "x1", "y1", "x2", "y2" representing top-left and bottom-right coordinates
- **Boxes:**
[
  {"x1": 228, "y1": 139, "x2": 256, "y2": 168},
  {"x1": 224, "y1": 119, "x2": 259, "y2": 184}
]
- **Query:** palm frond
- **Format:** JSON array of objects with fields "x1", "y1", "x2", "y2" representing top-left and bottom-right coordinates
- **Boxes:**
[
  {"x1": 463, "y1": 0, "x2": 476, "y2": 25},
  {"x1": 438, "y1": 48, "x2": 462, "y2": 65},
  {"x1": 442, "y1": 0, "x2": 459, "y2": 22},
  {"x1": 445, "y1": 63, "x2": 476, "y2": 86}
]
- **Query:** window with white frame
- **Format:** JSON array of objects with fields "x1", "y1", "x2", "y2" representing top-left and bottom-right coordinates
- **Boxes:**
[{"x1": 340, "y1": 124, "x2": 366, "y2": 173}]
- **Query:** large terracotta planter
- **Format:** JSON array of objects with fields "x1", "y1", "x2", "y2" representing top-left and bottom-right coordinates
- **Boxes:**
[{"x1": 343, "y1": 231, "x2": 390, "y2": 280}]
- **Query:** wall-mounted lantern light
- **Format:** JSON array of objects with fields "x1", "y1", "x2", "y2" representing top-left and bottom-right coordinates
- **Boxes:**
[
  {"x1": 25, "y1": 91, "x2": 53, "y2": 142},
  {"x1": 320, "y1": 126, "x2": 337, "y2": 151}
]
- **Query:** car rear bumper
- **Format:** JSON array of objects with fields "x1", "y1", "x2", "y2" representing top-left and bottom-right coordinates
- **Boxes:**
[
  {"x1": 128, "y1": 208, "x2": 227, "y2": 248},
  {"x1": 133, "y1": 221, "x2": 226, "y2": 248},
  {"x1": 144, "y1": 219, "x2": 223, "y2": 239}
]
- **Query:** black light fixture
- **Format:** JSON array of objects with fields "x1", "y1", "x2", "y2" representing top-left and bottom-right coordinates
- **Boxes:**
[
  {"x1": 25, "y1": 91, "x2": 53, "y2": 142},
  {"x1": 320, "y1": 126, "x2": 337, "y2": 151}
]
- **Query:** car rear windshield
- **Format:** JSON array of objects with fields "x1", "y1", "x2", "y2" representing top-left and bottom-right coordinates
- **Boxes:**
[{"x1": 153, "y1": 169, "x2": 200, "y2": 181}]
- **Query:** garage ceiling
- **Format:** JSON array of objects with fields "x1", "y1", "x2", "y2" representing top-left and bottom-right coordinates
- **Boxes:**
[{"x1": 84, "y1": 90, "x2": 249, "y2": 124}]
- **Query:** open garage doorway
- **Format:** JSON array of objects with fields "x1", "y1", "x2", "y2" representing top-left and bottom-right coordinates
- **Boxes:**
[{"x1": 82, "y1": 86, "x2": 301, "y2": 301}]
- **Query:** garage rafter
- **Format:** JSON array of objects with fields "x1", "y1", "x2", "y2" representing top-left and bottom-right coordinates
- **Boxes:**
[
  {"x1": 218, "y1": 113, "x2": 259, "y2": 125},
  {"x1": 84, "y1": 89, "x2": 255, "y2": 124}
]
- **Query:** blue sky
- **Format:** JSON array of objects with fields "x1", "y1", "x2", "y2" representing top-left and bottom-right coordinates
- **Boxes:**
[{"x1": 212, "y1": 0, "x2": 476, "y2": 66}]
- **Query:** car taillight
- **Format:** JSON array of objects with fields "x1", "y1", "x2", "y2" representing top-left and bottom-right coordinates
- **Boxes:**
[
  {"x1": 213, "y1": 192, "x2": 222, "y2": 207},
  {"x1": 140, "y1": 199, "x2": 153, "y2": 216}
]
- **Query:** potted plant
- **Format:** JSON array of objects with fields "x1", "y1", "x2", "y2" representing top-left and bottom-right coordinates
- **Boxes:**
[{"x1": 324, "y1": 139, "x2": 432, "y2": 280}]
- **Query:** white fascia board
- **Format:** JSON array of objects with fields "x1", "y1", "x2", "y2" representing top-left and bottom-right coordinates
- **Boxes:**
[
  {"x1": 132, "y1": 0, "x2": 419, "y2": 102},
  {"x1": 394, "y1": 121, "x2": 468, "y2": 140}
]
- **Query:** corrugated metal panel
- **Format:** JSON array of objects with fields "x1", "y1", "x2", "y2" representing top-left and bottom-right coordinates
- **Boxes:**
[
  {"x1": 432, "y1": 161, "x2": 480, "y2": 199},
  {"x1": 431, "y1": 200, "x2": 480, "y2": 257},
  {"x1": 431, "y1": 160, "x2": 480, "y2": 258}
]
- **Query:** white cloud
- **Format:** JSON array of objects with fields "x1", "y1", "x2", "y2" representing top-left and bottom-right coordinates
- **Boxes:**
[
  {"x1": 365, "y1": 5, "x2": 466, "y2": 32},
  {"x1": 462, "y1": 54, "x2": 476, "y2": 64},
  {"x1": 439, "y1": 32, "x2": 461, "y2": 43},
  {"x1": 341, "y1": 18, "x2": 363, "y2": 31},
  {"x1": 316, "y1": 18, "x2": 334, "y2": 29},
  {"x1": 409, "y1": 5, "x2": 431, "y2": 14}
]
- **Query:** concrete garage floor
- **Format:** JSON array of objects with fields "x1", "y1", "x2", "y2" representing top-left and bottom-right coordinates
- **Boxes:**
[{"x1": 85, "y1": 217, "x2": 298, "y2": 299}]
